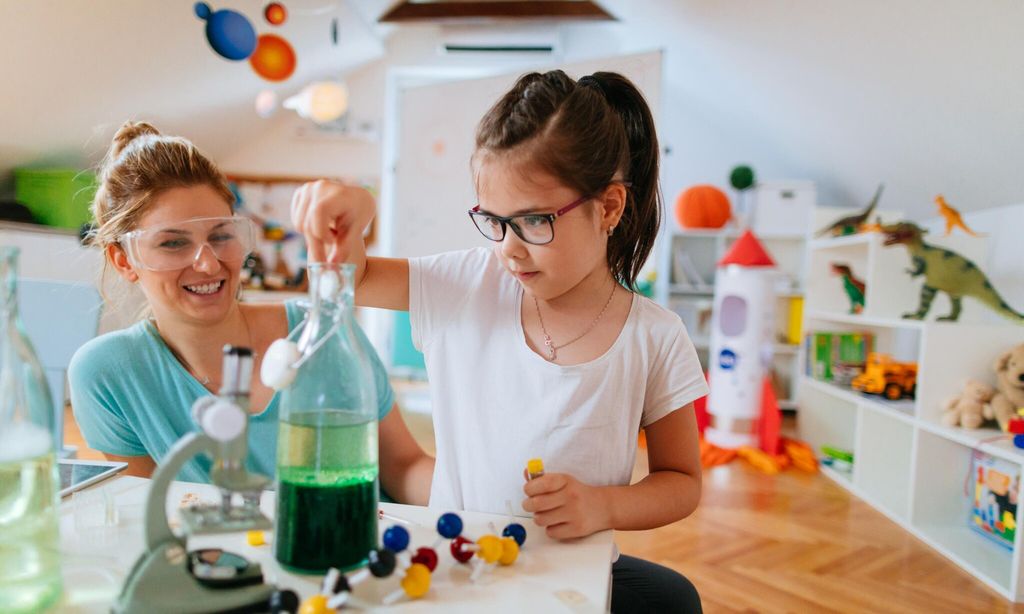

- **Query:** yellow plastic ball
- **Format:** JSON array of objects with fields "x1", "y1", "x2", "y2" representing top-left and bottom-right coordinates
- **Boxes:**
[
  {"x1": 477, "y1": 535, "x2": 503, "y2": 564},
  {"x1": 246, "y1": 530, "x2": 266, "y2": 546},
  {"x1": 401, "y1": 563, "x2": 431, "y2": 599},
  {"x1": 297, "y1": 594, "x2": 332, "y2": 614},
  {"x1": 498, "y1": 536, "x2": 519, "y2": 566}
]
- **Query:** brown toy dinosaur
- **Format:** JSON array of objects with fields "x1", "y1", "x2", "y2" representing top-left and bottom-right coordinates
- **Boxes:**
[
  {"x1": 816, "y1": 184, "x2": 884, "y2": 237},
  {"x1": 935, "y1": 195, "x2": 984, "y2": 237}
]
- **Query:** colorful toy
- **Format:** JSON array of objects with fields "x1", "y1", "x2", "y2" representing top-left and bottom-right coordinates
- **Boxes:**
[
  {"x1": 815, "y1": 184, "x2": 884, "y2": 237},
  {"x1": 194, "y1": 2, "x2": 257, "y2": 61},
  {"x1": 526, "y1": 457, "x2": 545, "y2": 480},
  {"x1": 934, "y1": 195, "x2": 983, "y2": 237},
  {"x1": 249, "y1": 34, "x2": 296, "y2": 82},
  {"x1": 991, "y1": 344, "x2": 1024, "y2": 431},
  {"x1": 806, "y1": 331, "x2": 872, "y2": 384},
  {"x1": 876, "y1": 221, "x2": 1024, "y2": 323},
  {"x1": 193, "y1": 2, "x2": 297, "y2": 83},
  {"x1": 264, "y1": 2, "x2": 287, "y2": 26},
  {"x1": 969, "y1": 452, "x2": 1018, "y2": 550},
  {"x1": 305, "y1": 508, "x2": 528, "y2": 611},
  {"x1": 674, "y1": 185, "x2": 732, "y2": 230},
  {"x1": 942, "y1": 379, "x2": 996, "y2": 429},
  {"x1": 830, "y1": 263, "x2": 865, "y2": 315},
  {"x1": 705, "y1": 231, "x2": 778, "y2": 449},
  {"x1": 850, "y1": 353, "x2": 918, "y2": 400}
]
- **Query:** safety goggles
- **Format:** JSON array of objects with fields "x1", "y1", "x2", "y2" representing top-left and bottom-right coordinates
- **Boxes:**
[{"x1": 120, "y1": 216, "x2": 257, "y2": 272}]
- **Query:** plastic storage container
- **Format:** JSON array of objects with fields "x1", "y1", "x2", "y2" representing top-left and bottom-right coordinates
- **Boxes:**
[{"x1": 13, "y1": 168, "x2": 96, "y2": 229}]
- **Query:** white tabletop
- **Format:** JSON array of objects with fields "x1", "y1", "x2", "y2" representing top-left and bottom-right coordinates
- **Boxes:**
[{"x1": 57, "y1": 476, "x2": 612, "y2": 613}]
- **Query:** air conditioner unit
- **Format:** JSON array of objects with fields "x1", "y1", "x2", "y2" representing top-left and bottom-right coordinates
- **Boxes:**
[{"x1": 438, "y1": 24, "x2": 562, "y2": 55}]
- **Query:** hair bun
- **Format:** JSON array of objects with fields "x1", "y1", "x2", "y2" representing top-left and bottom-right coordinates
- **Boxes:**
[{"x1": 110, "y1": 121, "x2": 161, "y2": 158}]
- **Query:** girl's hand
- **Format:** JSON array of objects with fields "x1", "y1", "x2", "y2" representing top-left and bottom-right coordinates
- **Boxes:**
[
  {"x1": 290, "y1": 180, "x2": 375, "y2": 263},
  {"x1": 522, "y1": 472, "x2": 611, "y2": 539}
]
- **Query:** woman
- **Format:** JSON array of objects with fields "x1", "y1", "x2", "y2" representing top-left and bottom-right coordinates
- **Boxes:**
[{"x1": 69, "y1": 121, "x2": 433, "y2": 504}]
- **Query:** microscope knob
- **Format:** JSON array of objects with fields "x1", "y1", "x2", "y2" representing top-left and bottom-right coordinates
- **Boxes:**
[
  {"x1": 190, "y1": 396, "x2": 219, "y2": 426},
  {"x1": 261, "y1": 338, "x2": 301, "y2": 390},
  {"x1": 201, "y1": 400, "x2": 247, "y2": 442}
]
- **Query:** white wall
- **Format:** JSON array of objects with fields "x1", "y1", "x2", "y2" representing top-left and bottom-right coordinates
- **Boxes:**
[{"x1": 222, "y1": 1, "x2": 1024, "y2": 223}]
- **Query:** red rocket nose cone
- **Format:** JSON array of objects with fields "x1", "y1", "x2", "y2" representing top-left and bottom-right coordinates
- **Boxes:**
[{"x1": 718, "y1": 230, "x2": 776, "y2": 267}]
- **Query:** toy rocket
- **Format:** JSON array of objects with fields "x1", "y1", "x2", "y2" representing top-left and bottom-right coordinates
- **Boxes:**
[{"x1": 704, "y1": 230, "x2": 780, "y2": 450}]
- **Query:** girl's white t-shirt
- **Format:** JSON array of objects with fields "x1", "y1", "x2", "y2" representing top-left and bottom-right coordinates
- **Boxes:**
[{"x1": 409, "y1": 247, "x2": 709, "y2": 515}]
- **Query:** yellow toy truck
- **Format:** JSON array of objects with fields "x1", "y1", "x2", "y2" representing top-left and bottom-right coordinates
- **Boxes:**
[{"x1": 850, "y1": 352, "x2": 918, "y2": 400}]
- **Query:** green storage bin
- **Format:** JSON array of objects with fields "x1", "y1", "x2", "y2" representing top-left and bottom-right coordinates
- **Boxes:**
[{"x1": 14, "y1": 168, "x2": 96, "y2": 229}]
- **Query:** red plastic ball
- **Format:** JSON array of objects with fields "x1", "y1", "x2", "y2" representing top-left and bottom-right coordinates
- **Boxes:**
[
  {"x1": 412, "y1": 547, "x2": 439, "y2": 572},
  {"x1": 450, "y1": 536, "x2": 474, "y2": 563}
]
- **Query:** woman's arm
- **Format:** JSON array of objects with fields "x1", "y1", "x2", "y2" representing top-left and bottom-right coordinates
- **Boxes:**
[
  {"x1": 378, "y1": 403, "x2": 435, "y2": 505},
  {"x1": 103, "y1": 453, "x2": 157, "y2": 478},
  {"x1": 523, "y1": 404, "x2": 701, "y2": 539}
]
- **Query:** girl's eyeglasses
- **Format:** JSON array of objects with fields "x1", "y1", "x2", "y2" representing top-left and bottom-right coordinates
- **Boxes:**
[{"x1": 468, "y1": 194, "x2": 591, "y2": 246}]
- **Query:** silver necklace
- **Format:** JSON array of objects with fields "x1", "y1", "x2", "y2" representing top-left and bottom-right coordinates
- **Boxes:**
[{"x1": 533, "y1": 281, "x2": 617, "y2": 362}]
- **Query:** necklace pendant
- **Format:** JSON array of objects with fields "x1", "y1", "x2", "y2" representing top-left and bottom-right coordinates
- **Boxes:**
[{"x1": 543, "y1": 335, "x2": 556, "y2": 361}]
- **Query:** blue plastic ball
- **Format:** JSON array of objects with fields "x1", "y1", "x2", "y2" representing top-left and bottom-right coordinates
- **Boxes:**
[
  {"x1": 502, "y1": 523, "x2": 527, "y2": 547},
  {"x1": 1014, "y1": 434, "x2": 1024, "y2": 449},
  {"x1": 195, "y1": 3, "x2": 257, "y2": 61},
  {"x1": 436, "y1": 512, "x2": 463, "y2": 539},
  {"x1": 382, "y1": 525, "x2": 410, "y2": 552}
]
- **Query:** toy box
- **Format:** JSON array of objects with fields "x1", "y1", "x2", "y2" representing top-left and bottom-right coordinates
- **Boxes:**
[
  {"x1": 805, "y1": 331, "x2": 873, "y2": 382},
  {"x1": 969, "y1": 452, "x2": 1019, "y2": 551}
]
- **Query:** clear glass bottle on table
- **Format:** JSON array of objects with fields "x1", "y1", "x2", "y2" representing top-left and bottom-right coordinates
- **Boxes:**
[
  {"x1": 0, "y1": 246, "x2": 62, "y2": 612},
  {"x1": 274, "y1": 263, "x2": 379, "y2": 573}
]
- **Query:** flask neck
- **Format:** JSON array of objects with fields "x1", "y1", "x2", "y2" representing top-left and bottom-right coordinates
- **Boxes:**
[
  {"x1": 308, "y1": 263, "x2": 354, "y2": 305},
  {"x1": 0, "y1": 246, "x2": 19, "y2": 322}
]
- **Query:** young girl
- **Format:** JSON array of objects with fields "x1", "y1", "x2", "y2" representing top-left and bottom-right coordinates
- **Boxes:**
[
  {"x1": 292, "y1": 71, "x2": 707, "y2": 612},
  {"x1": 68, "y1": 121, "x2": 433, "y2": 504}
]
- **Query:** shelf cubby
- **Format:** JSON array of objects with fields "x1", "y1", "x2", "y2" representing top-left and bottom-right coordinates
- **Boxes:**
[{"x1": 855, "y1": 404, "x2": 914, "y2": 521}]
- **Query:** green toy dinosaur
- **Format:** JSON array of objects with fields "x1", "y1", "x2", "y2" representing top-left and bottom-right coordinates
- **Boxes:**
[
  {"x1": 831, "y1": 263, "x2": 865, "y2": 314},
  {"x1": 878, "y1": 222, "x2": 1023, "y2": 323},
  {"x1": 816, "y1": 183, "x2": 885, "y2": 237}
]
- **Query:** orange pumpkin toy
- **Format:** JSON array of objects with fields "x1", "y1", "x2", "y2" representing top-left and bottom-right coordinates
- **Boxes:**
[{"x1": 675, "y1": 185, "x2": 732, "y2": 229}]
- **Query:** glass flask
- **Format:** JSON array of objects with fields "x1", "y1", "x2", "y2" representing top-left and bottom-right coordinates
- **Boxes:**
[
  {"x1": 274, "y1": 263, "x2": 379, "y2": 573},
  {"x1": 0, "y1": 246, "x2": 62, "y2": 613}
]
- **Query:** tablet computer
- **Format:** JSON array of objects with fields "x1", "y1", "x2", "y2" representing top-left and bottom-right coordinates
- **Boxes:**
[{"x1": 58, "y1": 458, "x2": 128, "y2": 498}]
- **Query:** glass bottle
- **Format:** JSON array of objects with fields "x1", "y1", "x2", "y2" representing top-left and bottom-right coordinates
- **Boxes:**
[
  {"x1": 274, "y1": 263, "x2": 379, "y2": 573},
  {"x1": 0, "y1": 246, "x2": 62, "y2": 613}
]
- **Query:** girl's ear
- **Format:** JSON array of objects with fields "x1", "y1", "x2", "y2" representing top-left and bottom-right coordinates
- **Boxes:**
[
  {"x1": 598, "y1": 182, "x2": 628, "y2": 233},
  {"x1": 107, "y1": 244, "x2": 139, "y2": 282}
]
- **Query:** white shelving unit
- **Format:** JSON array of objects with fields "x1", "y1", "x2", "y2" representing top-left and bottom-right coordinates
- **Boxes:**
[
  {"x1": 798, "y1": 230, "x2": 1024, "y2": 601},
  {"x1": 655, "y1": 227, "x2": 808, "y2": 410}
]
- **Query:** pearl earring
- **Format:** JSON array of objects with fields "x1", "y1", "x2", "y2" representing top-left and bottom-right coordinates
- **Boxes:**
[{"x1": 607, "y1": 226, "x2": 615, "y2": 237}]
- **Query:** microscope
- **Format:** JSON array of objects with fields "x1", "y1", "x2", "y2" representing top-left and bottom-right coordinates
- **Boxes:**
[{"x1": 114, "y1": 346, "x2": 297, "y2": 613}]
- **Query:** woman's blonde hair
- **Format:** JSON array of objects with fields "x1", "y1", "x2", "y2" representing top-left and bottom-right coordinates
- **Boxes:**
[{"x1": 89, "y1": 120, "x2": 234, "y2": 253}]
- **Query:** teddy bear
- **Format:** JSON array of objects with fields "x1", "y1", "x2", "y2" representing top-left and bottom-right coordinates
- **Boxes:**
[
  {"x1": 942, "y1": 378, "x2": 995, "y2": 429},
  {"x1": 990, "y1": 343, "x2": 1024, "y2": 431}
]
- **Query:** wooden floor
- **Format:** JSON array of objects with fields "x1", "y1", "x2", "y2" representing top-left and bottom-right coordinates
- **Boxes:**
[{"x1": 66, "y1": 406, "x2": 1023, "y2": 613}]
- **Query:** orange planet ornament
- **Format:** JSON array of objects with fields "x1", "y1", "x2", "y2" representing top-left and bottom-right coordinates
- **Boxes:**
[
  {"x1": 264, "y1": 2, "x2": 287, "y2": 26},
  {"x1": 249, "y1": 33, "x2": 296, "y2": 82},
  {"x1": 675, "y1": 185, "x2": 732, "y2": 229}
]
